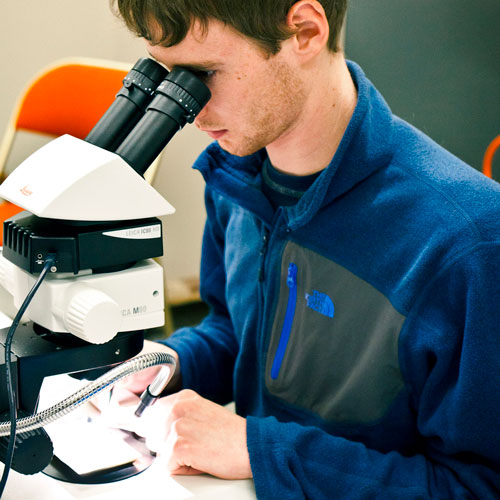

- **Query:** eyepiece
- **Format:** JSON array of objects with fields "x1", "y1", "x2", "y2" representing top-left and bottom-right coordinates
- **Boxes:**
[
  {"x1": 85, "y1": 58, "x2": 168, "y2": 151},
  {"x1": 156, "y1": 68, "x2": 212, "y2": 123},
  {"x1": 126, "y1": 57, "x2": 168, "y2": 87},
  {"x1": 115, "y1": 67, "x2": 211, "y2": 176}
]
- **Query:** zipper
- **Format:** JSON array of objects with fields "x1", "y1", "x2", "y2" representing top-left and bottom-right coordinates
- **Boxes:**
[
  {"x1": 258, "y1": 229, "x2": 270, "y2": 281},
  {"x1": 270, "y1": 262, "x2": 298, "y2": 380},
  {"x1": 256, "y1": 212, "x2": 280, "y2": 388}
]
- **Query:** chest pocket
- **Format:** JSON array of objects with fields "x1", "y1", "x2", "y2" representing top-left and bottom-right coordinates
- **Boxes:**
[{"x1": 265, "y1": 241, "x2": 406, "y2": 425}]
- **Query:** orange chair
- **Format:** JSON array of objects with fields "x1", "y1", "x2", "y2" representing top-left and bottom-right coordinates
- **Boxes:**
[
  {"x1": 0, "y1": 57, "x2": 161, "y2": 244},
  {"x1": 482, "y1": 135, "x2": 500, "y2": 180}
]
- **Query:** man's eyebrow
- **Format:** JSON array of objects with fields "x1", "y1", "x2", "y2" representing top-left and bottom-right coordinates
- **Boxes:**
[
  {"x1": 146, "y1": 53, "x2": 219, "y2": 72},
  {"x1": 177, "y1": 61, "x2": 219, "y2": 71}
]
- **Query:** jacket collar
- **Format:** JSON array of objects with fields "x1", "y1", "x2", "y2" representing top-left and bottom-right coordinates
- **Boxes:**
[{"x1": 193, "y1": 61, "x2": 395, "y2": 229}]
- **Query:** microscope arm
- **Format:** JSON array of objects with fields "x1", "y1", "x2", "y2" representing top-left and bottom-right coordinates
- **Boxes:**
[{"x1": 0, "y1": 324, "x2": 144, "y2": 415}]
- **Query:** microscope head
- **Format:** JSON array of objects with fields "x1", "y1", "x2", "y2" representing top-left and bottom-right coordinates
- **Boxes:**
[
  {"x1": 0, "y1": 58, "x2": 211, "y2": 222},
  {"x1": 0, "y1": 134, "x2": 175, "y2": 221}
]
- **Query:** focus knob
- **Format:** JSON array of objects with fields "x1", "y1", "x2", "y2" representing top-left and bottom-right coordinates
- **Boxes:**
[{"x1": 64, "y1": 285, "x2": 122, "y2": 343}]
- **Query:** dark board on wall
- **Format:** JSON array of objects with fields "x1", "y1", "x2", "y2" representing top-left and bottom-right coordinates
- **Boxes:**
[{"x1": 345, "y1": 0, "x2": 500, "y2": 175}]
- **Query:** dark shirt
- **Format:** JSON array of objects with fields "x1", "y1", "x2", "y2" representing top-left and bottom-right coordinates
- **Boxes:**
[{"x1": 261, "y1": 157, "x2": 321, "y2": 208}]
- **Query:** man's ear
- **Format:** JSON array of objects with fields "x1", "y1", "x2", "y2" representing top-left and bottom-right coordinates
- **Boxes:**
[{"x1": 286, "y1": 0, "x2": 330, "y2": 58}]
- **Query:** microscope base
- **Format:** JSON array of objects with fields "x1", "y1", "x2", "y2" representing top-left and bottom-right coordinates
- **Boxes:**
[{"x1": 43, "y1": 440, "x2": 154, "y2": 485}]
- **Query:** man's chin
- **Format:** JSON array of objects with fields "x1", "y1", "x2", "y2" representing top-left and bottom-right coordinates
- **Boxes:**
[{"x1": 216, "y1": 138, "x2": 261, "y2": 158}]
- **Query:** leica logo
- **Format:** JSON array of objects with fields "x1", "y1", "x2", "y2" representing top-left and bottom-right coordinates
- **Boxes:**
[{"x1": 20, "y1": 185, "x2": 33, "y2": 196}]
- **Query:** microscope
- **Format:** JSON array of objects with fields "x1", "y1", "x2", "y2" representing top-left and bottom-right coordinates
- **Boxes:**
[{"x1": 0, "y1": 58, "x2": 210, "y2": 482}]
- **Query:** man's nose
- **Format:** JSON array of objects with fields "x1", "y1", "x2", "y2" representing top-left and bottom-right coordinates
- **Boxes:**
[{"x1": 194, "y1": 106, "x2": 209, "y2": 128}]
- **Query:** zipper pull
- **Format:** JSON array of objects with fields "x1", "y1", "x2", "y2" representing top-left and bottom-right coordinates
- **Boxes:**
[
  {"x1": 258, "y1": 230, "x2": 270, "y2": 282},
  {"x1": 260, "y1": 230, "x2": 269, "y2": 255},
  {"x1": 287, "y1": 263, "x2": 297, "y2": 288}
]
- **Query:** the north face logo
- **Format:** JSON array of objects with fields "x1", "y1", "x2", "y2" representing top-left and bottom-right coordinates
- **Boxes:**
[{"x1": 305, "y1": 290, "x2": 334, "y2": 318}]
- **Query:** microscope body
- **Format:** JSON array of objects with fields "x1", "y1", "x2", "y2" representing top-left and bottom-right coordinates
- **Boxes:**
[
  {"x1": 0, "y1": 138, "x2": 171, "y2": 475},
  {"x1": 0, "y1": 58, "x2": 211, "y2": 477},
  {"x1": 0, "y1": 134, "x2": 173, "y2": 418},
  {"x1": 0, "y1": 134, "x2": 172, "y2": 344}
]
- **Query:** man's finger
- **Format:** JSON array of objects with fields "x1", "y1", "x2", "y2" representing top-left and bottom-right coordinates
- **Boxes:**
[
  {"x1": 118, "y1": 365, "x2": 162, "y2": 394},
  {"x1": 169, "y1": 465, "x2": 204, "y2": 476}
]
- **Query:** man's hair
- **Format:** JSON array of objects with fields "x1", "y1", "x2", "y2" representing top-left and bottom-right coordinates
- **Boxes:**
[{"x1": 111, "y1": 0, "x2": 347, "y2": 54}]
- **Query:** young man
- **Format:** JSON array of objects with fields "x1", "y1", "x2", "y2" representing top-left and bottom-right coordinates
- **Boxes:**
[{"x1": 111, "y1": 1, "x2": 500, "y2": 498}]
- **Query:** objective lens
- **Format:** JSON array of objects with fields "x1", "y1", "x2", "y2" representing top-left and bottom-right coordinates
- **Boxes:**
[
  {"x1": 85, "y1": 58, "x2": 168, "y2": 152},
  {"x1": 115, "y1": 67, "x2": 211, "y2": 176}
]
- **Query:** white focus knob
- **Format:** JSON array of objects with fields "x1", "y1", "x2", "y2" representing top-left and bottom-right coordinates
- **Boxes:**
[{"x1": 64, "y1": 286, "x2": 122, "y2": 344}]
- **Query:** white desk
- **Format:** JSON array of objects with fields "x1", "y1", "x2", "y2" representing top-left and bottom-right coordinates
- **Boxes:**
[
  {"x1": 0, "y1": 311, "x2": 256, "y2": 499},
  {"x1": 3, "y1": 467, "x2": 256, "y2": 499}
]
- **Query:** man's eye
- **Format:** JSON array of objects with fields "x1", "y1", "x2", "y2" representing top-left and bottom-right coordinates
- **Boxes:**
[{"x1": 192, "y1": 70, "x2": 215, "y2": 81}]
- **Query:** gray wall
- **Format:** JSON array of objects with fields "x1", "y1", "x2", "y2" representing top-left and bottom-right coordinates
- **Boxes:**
[{"x1": 345, "y1": 0, "x2": 500, "y2": 174}]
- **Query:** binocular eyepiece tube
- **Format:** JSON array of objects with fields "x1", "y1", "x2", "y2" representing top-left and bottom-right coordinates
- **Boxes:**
[
  {"x1": 85, "y1": 58, "x2": 211, "y2": 176},
  {"x1": 85, "y1": 58, "x2": 168, "y2": 152}
]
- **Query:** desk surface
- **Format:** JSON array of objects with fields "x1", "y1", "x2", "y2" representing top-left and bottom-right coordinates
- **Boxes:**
[
  {"x1": 0, "y1": 311, "x2": 256, "y2": 499},
  {"x1": 3, "y1": 466, "x2": 256, "y2": 499}
]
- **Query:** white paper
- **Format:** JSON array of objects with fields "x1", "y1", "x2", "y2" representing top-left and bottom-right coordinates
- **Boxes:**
[
  {"x1": 37, "y1": 374, "x2": 193, "y2": 499},
  {"x1": 39, "y1": 375, "x2": 142, "y2": 474}
]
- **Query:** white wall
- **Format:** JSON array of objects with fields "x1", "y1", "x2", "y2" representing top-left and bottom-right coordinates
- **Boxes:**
[{"x1": 0, "y1": 0, "x2": 211, "y2": 282}]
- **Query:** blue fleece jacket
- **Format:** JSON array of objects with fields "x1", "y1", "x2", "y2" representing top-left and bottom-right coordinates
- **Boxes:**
[{"x1": 162, "y1": 61, "x2": 500, "y2": 499}]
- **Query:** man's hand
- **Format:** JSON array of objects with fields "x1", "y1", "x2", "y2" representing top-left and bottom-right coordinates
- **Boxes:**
[
  {"x1": 93, "y1": 341, "x2": 251, "y2": 480},
  {"x1": 145, "y1": 389, "x2": 252, "y2": 480},
  {"x1": 120, "y1": 339, "x2": 181, "y2": 395},
  {"x1": 90, "y1": 339, "x2": 181, "y2": 427}
]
